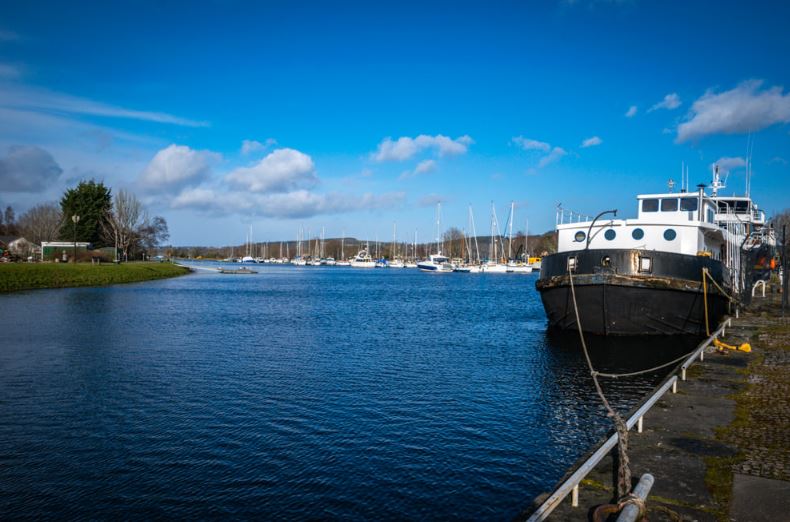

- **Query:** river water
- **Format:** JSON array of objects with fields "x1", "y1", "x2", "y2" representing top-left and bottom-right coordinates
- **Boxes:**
[{"x1": 0, "y1": 264, "x2": 696, "y2": 519}]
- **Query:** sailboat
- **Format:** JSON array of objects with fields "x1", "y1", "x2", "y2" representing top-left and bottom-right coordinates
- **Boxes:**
[
  {"x1": 417, "y1": 203, "x2": 454, "y2": 272},
  {"x1": 336, "y1": 232, "x2": 351, "y2": 266},
  {"x1": 480, "y1": 202, "x2": 508, "y2": 273},
  {"x1": 504, "y1": 202, "x2": 532, "y2": 273}
]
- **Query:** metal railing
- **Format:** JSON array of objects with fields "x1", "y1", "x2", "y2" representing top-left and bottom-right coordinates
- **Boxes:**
[
  {"x1": 527, "y1": 317, "x2": 733, "y2": 521},
  {"x1": 556, "y1": 206, "x2": 592, "y2": 226}
]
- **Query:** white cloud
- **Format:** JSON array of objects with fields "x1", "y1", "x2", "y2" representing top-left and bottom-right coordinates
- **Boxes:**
[
  {"x1": 0, "y1": 63, "x2": 20, "y2": 79},
  {"x1": 140, "y1": 144, "x2": 220, "y2": 190},
  {"x1": 649, "y1": 92, "x2": 682, "y2": 112},
  {"x1": 172, "y1": 187, "x2": 405, "y2": 219},
  {"x1": 241, "y1": 138, "x2": 277, "y2": 155},
  {"x1": 226, "y1": 148, "x2": 316, "y2": 193},
  {"x1": 625, "y1": 105, "x2": 638, "y2": 118},
  {"x1": 712, "y1": 156, "x2": 747, "y2": 175},
  {"x1": 512, "y1": 136, "x2": 551, "y2": 152},
  {"x1": 0, "y1": 83, "x2": 208, "y2": 127},
  {"x1": 372, "y1": 134, "x2": 472, "y2": 161},
  {"x1": 537, "y1": 147, "x2": 567, "y2": 168},
  {"x1": 398, "y1": 159, "x2": 437, "y2": 180},
  {"x1": 676, "y1": 80, "x2": 790, "y2": 143},
  {"x1": 769, "y1": 156, "x2": 788, "y2": 165},
  {"x1": 0, "y1": 145, "x2": 63, "y2": 192},
  {"x1": 581, "y1": 136, "x2": 602, "y2": 148}
]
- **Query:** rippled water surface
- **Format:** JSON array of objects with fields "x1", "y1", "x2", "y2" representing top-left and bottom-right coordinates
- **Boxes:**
[{"x1": 0, "y1": 265, "x2": 695, "y2": 519}]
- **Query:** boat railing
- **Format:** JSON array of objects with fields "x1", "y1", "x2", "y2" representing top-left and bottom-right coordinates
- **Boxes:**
[
  {"x1": 555, "y1": 206, "x2": 592, "y2": 226},
  {"x1": 525, "y1": 317, "x2": 732, "y2": 522}
]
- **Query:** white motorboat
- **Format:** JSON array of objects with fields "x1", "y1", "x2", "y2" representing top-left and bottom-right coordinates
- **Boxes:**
[
  {"x1": 350, "y1": 250, "x2": 376, "y2": 268},
  {"x1": 417, "y1": 253, "x2": 455, "y2": 272}
]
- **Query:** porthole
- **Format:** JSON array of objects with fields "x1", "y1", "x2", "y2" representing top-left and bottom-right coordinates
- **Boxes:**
[
  {"x1": 601, "y1": 255, "x2": 611, "y2": 267},
  {"x1": 663, "y1": 229, "x2": 677, "y2": 241},
  {"x1": 632, "y1": 228, "x2": 644, "y2": 240},
  {"x1": 604, "y1": 229, "x2": 616, "y2": 241},
  {"x1": 574, "y1": 231, "x2": 586, "y2": 242}
]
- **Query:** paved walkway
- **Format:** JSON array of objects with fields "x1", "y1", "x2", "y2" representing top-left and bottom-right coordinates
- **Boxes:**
[{"x1": 525, "y1": 296, "x2": 790, "y2": 521}]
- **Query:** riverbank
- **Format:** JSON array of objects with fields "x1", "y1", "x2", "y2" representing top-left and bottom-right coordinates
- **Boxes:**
[
  {"x1": 527, "y1": 294, "x2": 790, "y2": 521},
  {"x1": 0, "y1": 262, "x2": 191, "y2": 293}
]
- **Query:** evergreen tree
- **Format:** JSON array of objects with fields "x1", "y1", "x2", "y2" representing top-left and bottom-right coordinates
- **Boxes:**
[{"x1": 59, "y1": 180, "x2": 112, "y2": 247}]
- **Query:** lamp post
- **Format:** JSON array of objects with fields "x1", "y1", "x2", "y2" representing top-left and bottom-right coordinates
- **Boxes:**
[{"x1": 71, "y1": 214, "x2": 80, "y2": 264}]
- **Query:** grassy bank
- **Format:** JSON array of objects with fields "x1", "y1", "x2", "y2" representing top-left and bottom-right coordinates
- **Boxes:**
[{"x1": 0, "y1": 262, "x2": 191, "y2": 293}]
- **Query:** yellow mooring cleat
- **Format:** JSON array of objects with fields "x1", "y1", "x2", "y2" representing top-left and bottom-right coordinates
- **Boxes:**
[{"x1": 713, "y1": 338, "x2": 752, "y2": 353}]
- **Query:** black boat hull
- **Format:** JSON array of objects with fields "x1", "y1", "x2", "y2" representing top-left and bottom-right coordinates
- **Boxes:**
[{"x1": 536, "y1": 249, "x2": 730, "y2": 336}]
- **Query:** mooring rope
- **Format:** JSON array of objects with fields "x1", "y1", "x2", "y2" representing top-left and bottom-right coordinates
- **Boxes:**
[{"x1": 567, "y1": 267, "x2": 632, "y2": 499}]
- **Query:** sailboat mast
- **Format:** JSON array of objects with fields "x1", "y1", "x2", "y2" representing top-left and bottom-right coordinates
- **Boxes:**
[
  {"x1": 508, "y1": 201, "x2": 514, "y2": 261},
  {"x1": 436, "y1": 203, "x2": 441, "y2": 255}
]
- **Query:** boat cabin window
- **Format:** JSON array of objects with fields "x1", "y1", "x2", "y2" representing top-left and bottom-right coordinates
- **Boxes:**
[
  {"x1": 680, "y1": 198, "x2": 698, "y2": 211},
  {"x1": 661, "y1": 198, "x2": 678, "y2": 212},
  {"x1": 707, "y1": 206, "x2": 715, "y2": 223},
  {"x1": 642, "y1": 199, "x2": 658, "y2": 212}
]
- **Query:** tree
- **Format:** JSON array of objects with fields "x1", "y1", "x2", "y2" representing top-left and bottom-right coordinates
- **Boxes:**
[
  {"x1": 442, "y1": 227, "x2": 465, "y2": 258},
  {"x1": 104, "y1": 189, "x2": 145, "y2": 261},
  {"x1": 59, "y1": 180, "x2": 112, "y2": 247},
  {"x1": 136, "y1": 216, "x2": 170, "y2": 256},
  {"x1": 3, "y1": 205, "x2": 17, "y2": 235},
  {"x1": 17, "y1": 203, "x2": 63, "y2": 245}
]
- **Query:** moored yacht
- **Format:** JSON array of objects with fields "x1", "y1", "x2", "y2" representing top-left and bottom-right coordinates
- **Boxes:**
[
  {"x1": 417, "y1": 253, "x2": 455, "y2": 272},
  {"x1": 350, "y1": 249, "x2": 376, "y2": 268},
  {"x1": 537, "y1": 167, "x2": 775, "y2": 336}
]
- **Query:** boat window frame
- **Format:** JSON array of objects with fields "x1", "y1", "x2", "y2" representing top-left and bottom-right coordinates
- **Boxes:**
[
  {"x1": 604, "y1": 229, "x2": 616, "y2": 241},
  {"x1": 642, "y1": 198, "x2": 659, "y2": 213},
  {"x1": 631, "y1": 228, "x2": 644, "y2": 240},
  {"x1": 661, "y1": 198, "x2": 679, "y2": 212},
  {"x1": 680, "y1": 197, "x2": 698, "y2": 211},
  {"x1": 573, "y1": 230, "x2": 586, "y2": 242},
  {"x1": 663, "y1": 228, "x2": 677, "y2": 241}
]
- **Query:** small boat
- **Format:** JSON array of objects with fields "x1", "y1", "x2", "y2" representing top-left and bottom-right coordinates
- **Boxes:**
[
  {"x1": 350, "y1": 249, "x2": 376, "y2": 268},
  {"x1": 217, "y1": 267, "x2": 258, "y2": 274},
  {"x1": 506, "y1": 261, "x2": 533, "y2": 274},
  {"x1": 417, "y1": 253, "x2": 455, "y2": 272}
]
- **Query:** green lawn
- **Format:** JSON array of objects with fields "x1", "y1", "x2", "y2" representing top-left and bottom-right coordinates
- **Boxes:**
[{"x1": 0, "y1": 262, "x2": 191, "y2": 293}]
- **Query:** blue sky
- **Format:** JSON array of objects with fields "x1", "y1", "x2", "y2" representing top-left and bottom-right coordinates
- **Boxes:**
[{"x1": 1, "y1": 0, "x2": 789, "y2": 246}]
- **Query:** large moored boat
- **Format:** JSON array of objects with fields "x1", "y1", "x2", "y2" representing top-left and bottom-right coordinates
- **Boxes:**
[{"x1": 536, "y1": 167, "x2": 775, "y2": 336}]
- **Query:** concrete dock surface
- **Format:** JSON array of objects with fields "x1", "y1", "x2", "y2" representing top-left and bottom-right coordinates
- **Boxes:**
[{"x1": 528, "y1": 294, "x2": 790, "y2": 521}]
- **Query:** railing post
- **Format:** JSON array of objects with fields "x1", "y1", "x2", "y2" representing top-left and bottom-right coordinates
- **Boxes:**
[
  {"x1": 637, "y1": 416, "x2": 643, "y2": 433},
  {"x1": 672, "y1": 381, "x2": 677, "y2": 394},
  {"x1": 681, "y1": 368, "x2": 686, "y2": 381},
  {"x1": 572, "y1": 484, "x2": 579, "y2": 507}
]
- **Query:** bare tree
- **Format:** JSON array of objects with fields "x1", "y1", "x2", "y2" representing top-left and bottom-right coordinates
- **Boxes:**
[
  {"x1": 105, "y1": 189, "x2": 144, "y2": 262},
  {"x1": 17, "y1": 203, "x2": 63, "y2": 245}
]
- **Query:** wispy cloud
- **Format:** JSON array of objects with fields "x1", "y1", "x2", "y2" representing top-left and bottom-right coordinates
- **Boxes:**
[
  {"x1": 648, "y1": 92, "x2": 681, "y2": 112},
  {"x1": 676, "y1": 80, "x2": 790, "y2": 142},
  {"x1": 399, "y1": 159, "x2": 437, "y2": 180},
  {"x1": 581, "y1": 136, "x2": 602, "y2": 148},
  {"x1": 172, "y1": 187, "x2": 406, "y2": 219},
  {"x1": 769, "y1": 156, "x2": 788, "y2": 165},
  {"x1": 0, "y1": 30, "x2": 19, "y2": 41},
  {"x1": 372, "y1": 134, "x2": 472, "y2": 162},
  {"x1": 537, "y1": 147, "x2": 567, "y2": 168},
  {"x1": 712, "y1": 156, "x2": 746, "y2": 175},
  {"x1": 241, "y1": 138, "x2": 277, "y2": 155},
  {"x1": 0, "y1": 83, "x2": 208, "y2": 127},
  {"x1": 512, "y1": 136, "x2": 551, "y2": 152},
  {"x1": 625, "y1": 105, "x2": 638, "y2": 118},
  {"x1": 418, "y1": 194, "x2": 447, "y2": 207},
  {"x1": 0, "y1": 63, "x2": 20, "y2": 79},
  {"x1": 513, "y1": 136, "x2": 568, "y2": 168}
]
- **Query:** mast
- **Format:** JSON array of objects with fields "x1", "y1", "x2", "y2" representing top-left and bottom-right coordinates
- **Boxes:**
[
  {"x1": 341, "y1": 230, "x2": 345, "y2": 260},
  {"x1": 436, "y1": 202, "x2": 441, "y2": 255},
  {"x1": 508, "y1": 201, "x2": 514, "y2": 261}
]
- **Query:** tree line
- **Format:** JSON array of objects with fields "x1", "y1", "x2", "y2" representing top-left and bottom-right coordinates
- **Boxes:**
[{"x1": 1, "y1": 180, "x2": 169, "y2": 261}]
